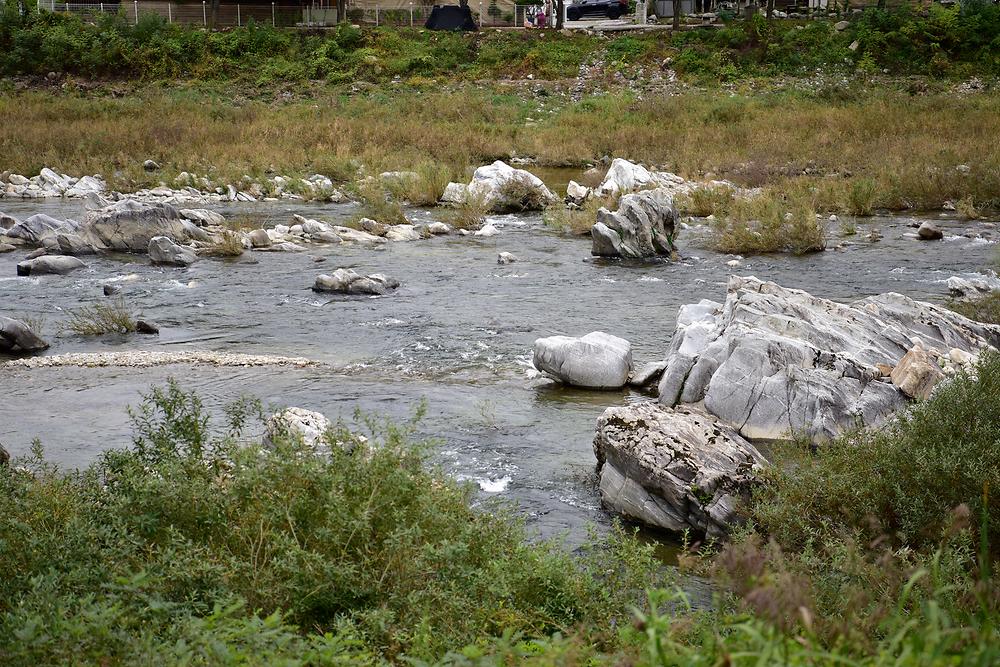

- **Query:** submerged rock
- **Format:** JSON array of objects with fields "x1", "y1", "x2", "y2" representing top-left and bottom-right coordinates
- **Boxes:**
[
  {"x1": 313, "y1": 269, "x2": 400, "y2": 296},
  {"x1": 136, "y1": 319, "x2": 160, "y2": 335},
  {"x1": 0, "y1": 316, "x2": 49, "y2": 353},
  {"x1": 591, "y1": 187, "x2": 678, "y2": 259},
  {"x1": 594, "y1": 402, "x2": 766, "y2": 538},
  {"x1": 917, "y1": 221, "x2": 943, "y2": 240},
  {"x1": 533, "y1": 331, "x2": 632, "y2": 389},
  {"x1": 656, "y1": 276, "x2": 1000, "y2": 441},
  {"x1": 17, "y1": 255, "x2": 86, "y2": 276},
  {"x1": 497, "y1": 251, "x2": 518, "y2": 265},
  {"x1": 148, "y1": 236, "x2": 198, "y2": 266}
]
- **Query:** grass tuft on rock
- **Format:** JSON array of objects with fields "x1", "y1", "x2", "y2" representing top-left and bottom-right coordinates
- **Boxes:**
[
  {"x1": 948, "y1": 292, "x2": 1000, "y2": 324},
  {"x1": 67, "y1": 298, "x2": 137, "y2": 335},
  {"x1": 201, "y1": 230, "x2": 245, "y2": 257},
  {"x1": 444, "y1": 191, "x2": 491, "y2": 230}
]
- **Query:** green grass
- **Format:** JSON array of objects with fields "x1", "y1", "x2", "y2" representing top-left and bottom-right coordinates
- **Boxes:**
[
  {"x1": 66, "y1": 297, "x2": 137, "y2": 335},
  {"x1": 949, "y1": 292, "x2": 1000, "y2": 324}
]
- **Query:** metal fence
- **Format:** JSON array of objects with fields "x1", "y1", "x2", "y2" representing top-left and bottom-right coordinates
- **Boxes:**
[
  {"x1": 38, "y1": 1, "x2": 332, "y2": 27},
  {"x1": 39, "y1": 1, "x2": 546, "y2": 28}
]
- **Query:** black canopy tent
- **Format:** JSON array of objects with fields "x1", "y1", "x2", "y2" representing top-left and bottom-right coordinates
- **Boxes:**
[{"x1": 425, "y1": 0, "x2": 478, "y2": 30}]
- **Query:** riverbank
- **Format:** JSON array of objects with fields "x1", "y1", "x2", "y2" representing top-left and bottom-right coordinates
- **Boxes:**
[{"x1": 2, "y1": 80, "x2": 999, "y2": 215}]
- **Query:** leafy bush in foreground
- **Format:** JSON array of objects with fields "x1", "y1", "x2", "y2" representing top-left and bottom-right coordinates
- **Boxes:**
[{"x1": 0, "y1": 381, "x2": 663, "y2": 664}]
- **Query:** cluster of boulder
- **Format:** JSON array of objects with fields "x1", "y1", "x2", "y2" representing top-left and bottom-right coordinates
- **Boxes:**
[
  {"x1": 533, "y1": 276, "x2": 1000, "y2": 538},
  {"x1": 441, "y1": 161, "x2": 557, "y2": 213},
  {"x1": 313, "y1": 268, "x2": 400, "y2": 296},
  {"x1": 1, "y1": 167, "x2": 347, "y2": 206},
  {"x1": 591, "y1": 188, "x2": 679, "y2": 260}
]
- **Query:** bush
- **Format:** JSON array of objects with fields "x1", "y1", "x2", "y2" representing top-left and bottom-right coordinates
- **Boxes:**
[
  {"x1": 949, "y1": 292, "x2": 1000, "y2": 324},
  {"x1": 354, "y1": 180, "x2": 408, "y2": 225},
  {"x1": 0, "y1": 382, "x2": 665, "y2": 664},
  {"x1": 444, "y1": 190, "x2": 490, "y2": 230},
  {"x1": 751, "y1": 352, "x2": 1000, "y2": 555}
]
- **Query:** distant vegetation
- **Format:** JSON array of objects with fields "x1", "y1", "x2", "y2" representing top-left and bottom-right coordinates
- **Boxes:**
[{"x1": 1, "y1": 3, "x2": 999, "y2": 82}]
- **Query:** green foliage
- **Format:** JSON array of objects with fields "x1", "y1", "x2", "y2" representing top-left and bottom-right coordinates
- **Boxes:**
[
  {"x1": 949, "y1": 292, "x2": 1000, "y2": 324},
  {"x1": 751, "y1": 353, "x2": 1000, "y2": 554},
  {"x1": 1, "y1": 9, "x2": 997, "y2": 82},
  {"x1": 708, "y1": 190, "x2": 826, "y2": 255},
  {"x1": 0, "y1": 381, "x2": 665, "y2": 664}
]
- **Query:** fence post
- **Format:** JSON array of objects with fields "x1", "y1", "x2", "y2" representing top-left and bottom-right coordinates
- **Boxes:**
[
  {"x1": 133, "y1": 0, "x2": 138, "y2": 24},
  {"x1": 202, "y1": 0, "x2": 206, "y2": 25},
  {"x1": 375, "y1": 6, "x2": 379, "y2": 26},
  {"x1": 271, "y1": 1, "x2": 275, "y2": 26},
  {"x1": 167, "y1": 2, "x2": 171, "y2": 22},
  {"x1": 237, "y1": 3, "x2": 240, "y2": 25},
  {"x1": 99, "y1": 1, "x2": 103, "y2": 12},
  {"x1": 409, "y1": 2, "x2": 413, "y2": 25}
]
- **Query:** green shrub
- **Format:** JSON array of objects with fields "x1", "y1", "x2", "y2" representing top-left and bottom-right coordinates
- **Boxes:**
[
  {"x1": 0, "y1": 381, "x2": 665, "y2": 664},
  {"x1": 708, "y1": 191, "x2": 825, "y2": 255},
  {"x1": 949, "y1": 292, "x2": 1000, "y2": 324},
  {"x1": 751, "y1": 352, "x2": 1000, "y2": 555}
]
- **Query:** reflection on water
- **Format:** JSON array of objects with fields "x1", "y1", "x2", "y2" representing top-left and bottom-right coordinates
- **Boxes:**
[{"x1": 1, "y1": 196, "x2": 996, "y2": 556}]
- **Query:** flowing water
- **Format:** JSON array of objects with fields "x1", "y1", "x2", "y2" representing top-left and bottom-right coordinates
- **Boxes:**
[{"x1": 1, "y1": 196, "x2": 996, "y2": 550}]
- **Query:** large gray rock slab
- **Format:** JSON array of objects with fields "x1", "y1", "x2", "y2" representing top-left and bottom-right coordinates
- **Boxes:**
[
  {"x1": 16, "y1": 255, "x2": 86, "y2": 276},
  {"x1": 0, "y1": 316, "x2": 49, "y2": 353},
  {"x1": 533, "y1": 331, "x2": 632, "y2": 389},
  {"x1": 657, "y1": 276, "x2": 1000, "y2": 441},
  {"x1": 42, "y1": 233, "x2": 96, "y2": 255},
  {"x1": 6, "y1": 213, "x2": 79, "y2": 245},
  {"x1": 148, "y1": 236, "x2": 198, "y2": 266},
  {"x1": 591, "y1": 187, "x2": 678, "y2": 259},
  {"x1": 594, "y1": 402, "x2": 766, "y2": 538},
  {"x1": 81, "y1": 199, "x2": 208, "y2": 252}
]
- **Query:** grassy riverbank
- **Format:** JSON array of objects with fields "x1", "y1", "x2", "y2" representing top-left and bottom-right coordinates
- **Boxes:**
[
  {"x1": 3, "y1": 356, "x2": 1000, "y2": 664},
  {"x1": 3, "y1": 82, "x2": 999, "y2": 214}
]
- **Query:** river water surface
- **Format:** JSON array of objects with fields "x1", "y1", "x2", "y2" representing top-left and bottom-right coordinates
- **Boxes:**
[{"x1": 1, "y1": 196, "x2": 996, "y2": 546}]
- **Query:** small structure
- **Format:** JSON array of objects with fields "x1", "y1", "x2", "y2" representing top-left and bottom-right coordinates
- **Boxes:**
[{"x1": 425, "y1": 0, "x2": 478, "y2": 29}]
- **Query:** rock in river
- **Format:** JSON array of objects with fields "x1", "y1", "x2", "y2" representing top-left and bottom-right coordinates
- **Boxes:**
[
  {"x1": 81, "y1": 199, "x2": 208, "y2": 252},
  {"x1": 313, "y1": 269, "x2": 400, "y2": 296},
  {"x1": 16, "y1": 255, "x2": 86, "y2": 276},
  {"x1": 591, "y1": 187, "x2": 679, "y2": 259},
  {"x1": 441, "y1": 160, "x2": 556, "y2": 212},
  {"x1": 6, "y1": 213, "x2": 80, "y2": 246},
  {"x1": 533, "y1": 331, "x2": 632, "y2": 389},
  {"x1": 917, "y1": 221, "x2": 944, "y2": 240},
  {"x1": 264, "y1": 407, "x2": 332, "y2": 451},
  {"x1": 148, "y1": 236, "x2": 198, "y2": 266},
  {"x1": 656, "y1": 276, "x2": 1000, "y2": 441},
  {"x1": 0, "y1": 316, "x2": 49, "y2": 353},
  {"x1": 594, "y1": 402, "x2": 766, "y2": 538}
]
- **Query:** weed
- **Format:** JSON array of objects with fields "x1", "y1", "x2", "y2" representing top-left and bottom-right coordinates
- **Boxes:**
[
  {"x1": 957, "y1": 195, "x2": 981, "y2": 220},
  {"x1": 355, "y1": 180, "x2": 408, "y2": 226},
  {"x1": 444, "y1": 190, "x2": 490, "y2": 231},
  {"x1": 201, "y1": 230, "x2": 245, "y2": 257},
  {"x1": 67, "y1": 298, "x2": 137, "y2": 335}
]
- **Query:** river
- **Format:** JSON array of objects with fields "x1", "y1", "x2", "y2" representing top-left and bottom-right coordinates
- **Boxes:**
[{"x1": 0, "y1": 195, "x2": 995, "y2": 547}]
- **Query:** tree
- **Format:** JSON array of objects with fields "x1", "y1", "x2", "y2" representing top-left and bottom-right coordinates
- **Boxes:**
[
  {"x1": 556, "y1": 0, "x2": 564, "y2": 28},
  {"x1": 672, "y1": 0, "x2": 681, "y2": 30},
  {"x1": 766, "y1": 0, "x2": 774, "y2": 20},
  {"x1": 338, "y1": 0, "x2": 347, "y2": 22}
]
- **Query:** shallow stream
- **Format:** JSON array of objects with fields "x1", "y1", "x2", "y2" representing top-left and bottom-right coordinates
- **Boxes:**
[{"x1": 1, "y1": 196, "x2": 996, "y2": 548}]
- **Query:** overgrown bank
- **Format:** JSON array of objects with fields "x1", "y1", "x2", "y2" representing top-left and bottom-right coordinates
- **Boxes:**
[
  {"x1": 3, "y1": 84, "x2": 998, "y2": 213},
  {"x1": 4, "y1": 356, "x2": 1000, "y2": 664}
]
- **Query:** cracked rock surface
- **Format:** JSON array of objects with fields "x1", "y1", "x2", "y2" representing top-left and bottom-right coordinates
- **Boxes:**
[
  {"x1": 657, "y1": 276, "x2": 1000, "y2": 441},
  {"x1": 593, "y1": 402, "x2": 765, "y2": 538}
]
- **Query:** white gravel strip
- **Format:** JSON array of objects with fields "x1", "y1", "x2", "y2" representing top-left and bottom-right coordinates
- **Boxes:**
[{"x1": 4, "y1": 351, "x2": 317, "y2": 369}]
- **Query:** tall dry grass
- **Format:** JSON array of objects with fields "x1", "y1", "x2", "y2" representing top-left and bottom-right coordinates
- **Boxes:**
[{"x1": 0, "y1": 87, "x2": 997, "y2": 211}]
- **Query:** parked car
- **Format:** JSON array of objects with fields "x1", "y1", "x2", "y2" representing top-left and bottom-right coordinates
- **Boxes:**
[{"x1": 566, "y1": 0, "x2": 629, "y2": 21}]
